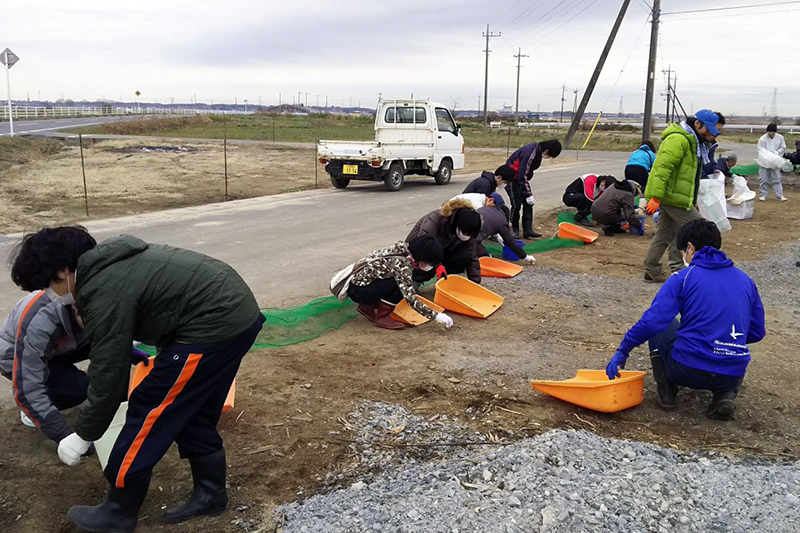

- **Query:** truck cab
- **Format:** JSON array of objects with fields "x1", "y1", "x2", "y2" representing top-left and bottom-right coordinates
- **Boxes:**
[{"x1": 318, "y1": 99, "x2": 465, "y2": 191}]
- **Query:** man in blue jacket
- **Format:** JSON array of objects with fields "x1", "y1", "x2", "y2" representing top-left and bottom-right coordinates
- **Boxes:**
[
  {"x1": 462, "y1": 165, "x2": 515, "y2": 196},
  {"x1": 505, "y1": 139, "x2": 562, "y2": 239},
  {"x1": 606, "y1": 219, "x2": 765, "y2": 420}
]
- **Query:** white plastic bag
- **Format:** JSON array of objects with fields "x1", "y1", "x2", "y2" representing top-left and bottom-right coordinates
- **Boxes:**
[
  {"x1": 698, "y1": 175, "x2": 731, "y2": 232},
  {"x1": 757, "y1": 148, "x2": 792, "y2": 171},
  {"x1": 727, "y1": 175, "x2": 755, "y2": 204}
]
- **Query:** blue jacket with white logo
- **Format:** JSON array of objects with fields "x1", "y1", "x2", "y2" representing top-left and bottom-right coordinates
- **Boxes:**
[{"x1": 619, "y1": 247, "x2": 765, "y2": 376}]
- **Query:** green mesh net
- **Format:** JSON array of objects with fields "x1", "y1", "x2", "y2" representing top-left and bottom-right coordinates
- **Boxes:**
[
  {"x1": 483, "y1": 211, "x2": 585, "y2": 256},
  {"x1": 731, "y1": 163, "x2": 759, "y2": 176},
  {"x1": 253, "y1": 296, "x2": 358, "y2": 348}
]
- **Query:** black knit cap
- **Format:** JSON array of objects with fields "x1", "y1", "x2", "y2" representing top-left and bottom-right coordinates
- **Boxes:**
[{"x1": 408, "y1": 236, "x2": 443, "y2": 265}]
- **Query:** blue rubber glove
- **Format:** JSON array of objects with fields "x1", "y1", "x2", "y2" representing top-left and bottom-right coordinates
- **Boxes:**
[
  {"x1": 605, "y1": 350, "x2": 628, "y2": 380},
  {"x1": 637, "y1": 225, "x2": 645, "y2": 236}
]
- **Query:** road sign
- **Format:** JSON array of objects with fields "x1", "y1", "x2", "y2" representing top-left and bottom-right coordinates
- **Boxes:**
[{"x1": 1, "y1": 48, "x2": 19, "y2": 68}]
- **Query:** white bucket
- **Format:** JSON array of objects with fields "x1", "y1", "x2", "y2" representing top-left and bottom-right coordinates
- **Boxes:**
[{"x1": 94, "y1": 401, "x2": 128, "y2": 470}]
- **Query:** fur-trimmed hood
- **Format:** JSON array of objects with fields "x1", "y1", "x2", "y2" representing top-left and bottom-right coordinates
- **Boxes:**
[{"x1": 440, "y1": 197, "x2": 476, "y2": 217}]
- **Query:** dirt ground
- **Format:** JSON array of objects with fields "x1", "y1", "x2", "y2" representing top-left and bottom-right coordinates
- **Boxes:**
[
  {"x1": 1, "y1": 185, "x2": 798, "y2": 532},
  {"x1": 0, "y1": 138, "x2": 540, "y2": 234}
]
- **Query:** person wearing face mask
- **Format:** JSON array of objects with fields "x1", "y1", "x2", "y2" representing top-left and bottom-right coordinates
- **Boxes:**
[
  {"x1": 0, "y1": 290, "x2": 90, "y2": 445},
  {"x1": 606, "y1": 219, "x2": 765, "y2": 421},
  {"x1": 642, "y1": 109, "x2": 725, "y2": 283},
  {"x1": 505, "y1": 139, "x2": 563, "y2": 239},
  {"x1": 406, "y1": 197, "x2": 483, "y2": 285},
  {"x1": 473, "y1": 195, "x2": 536, "y2": 264},
  {"x1": 10, "y1": 226, "x2": 265, "y2": 532},
  {"x1": 757, "y1": 123, "x2": 787, "y2": 201},
  {"x1": 346, "y1": 237, "x2": 453, "y2": 330}
]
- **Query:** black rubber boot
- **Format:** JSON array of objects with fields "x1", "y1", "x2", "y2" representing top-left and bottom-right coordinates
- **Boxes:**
[
  {"x1": 68, "y1": 479, "x2": 150, "y2": 533},
  {"x1": 649, "y1": 354, "x2": 678, "y2": 408},
  {"x1": 162, "y1": 449, "x2": 229, "y2": 523},
  {"x1": 707, "y1": 391, "x2": 737, "y2": 421}
]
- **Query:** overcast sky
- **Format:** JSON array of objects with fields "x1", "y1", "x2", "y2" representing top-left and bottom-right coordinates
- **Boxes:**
[{"x1": 3, "y1": 0, "x2": 799, "y2": 116}]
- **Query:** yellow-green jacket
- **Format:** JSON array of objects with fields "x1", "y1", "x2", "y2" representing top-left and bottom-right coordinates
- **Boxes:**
[{"x1": 645, "y1": 123, "x2": 700, "y2": 210}]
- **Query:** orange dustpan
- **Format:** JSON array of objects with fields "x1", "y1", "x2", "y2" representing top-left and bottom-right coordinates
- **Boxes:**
[
  {"x1": 531, "y1": 369, "x2": 645, "y2": 413},
  {"x1": 130, "y1": 359, "x2": 236, "y2": 413},
  {"x1": 434, "y1": 276, "x2": 503, "y2": 318},
  {"x1": 479, "y1": 257, "x2": 524, "y2": 278},
  {"x1": 390, "y1": 296, "x2": 444, "y2": 326},
  {"x1": 557, "y1": 222, "x2": 599, "y2": 243}
]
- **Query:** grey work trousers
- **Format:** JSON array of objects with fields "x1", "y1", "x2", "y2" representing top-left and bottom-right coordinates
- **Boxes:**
[
  {"x1": 758, "y1": 167, "x2": 784, "y2": 199},
  {"x1": 643, "y1": 204, "x2": 702, "y2": 277}
]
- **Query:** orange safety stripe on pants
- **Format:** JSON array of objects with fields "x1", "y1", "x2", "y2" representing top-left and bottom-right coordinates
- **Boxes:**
[
  {"x1": 12, "y1": 291, "x2": 47, "y2": 427},
  {"x1": 115, "y1": 353, "x2": 203, "y2": 488}
]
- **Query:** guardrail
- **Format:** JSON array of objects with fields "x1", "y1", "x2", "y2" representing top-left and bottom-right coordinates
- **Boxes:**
[{"x1": 0, "y1": 106, "x2": 255, "y2": 120}]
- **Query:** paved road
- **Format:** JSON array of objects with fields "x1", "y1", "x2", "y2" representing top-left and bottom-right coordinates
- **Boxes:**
[{"x1": 0, "y1": 115, "x2": 156, "y2": 137}]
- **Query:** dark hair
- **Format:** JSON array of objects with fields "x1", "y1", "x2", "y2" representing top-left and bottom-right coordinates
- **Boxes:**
[
  {"x1": 641, "y1": 140, "x2": 656, "y2": 152},
  {"x1": 494, "y1": 165, "x2": 515, "y2": 182},
  {"x1": 452, "y1": 208, "x2": 481, "y2": 239},
  {"x1": 408, "y1": 236, "x2": 443, "y2": 265},
  {"x1": 539, "y1": 139, "x2": 562, "y2": 158},
  {"x1": 677, "y1": 219, "x2": 721, "y2": 252},
  {"x1": 596, "y1": 175, "x2": 617, "y2": 188},
  {"x1": 766, "y1": 123, "x2": 778, "y2": 132},
  {"x1": 10, "y1": 226, "x2": 97, "y2": 292},
  {"x1": 713, "y1": 112, "x2": 726, "y2": 126},
  {"x1": 499, "y1": 205, "x2": 511, "y2": 223}
]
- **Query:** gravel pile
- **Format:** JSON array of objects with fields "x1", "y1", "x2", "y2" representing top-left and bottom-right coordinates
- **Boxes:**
[
  {"x1": 739, "y1": 242, "x2": 800, "y2": 313},
  {"x1": 279, "y1": 402, "x2": 800, "y2": 533}
]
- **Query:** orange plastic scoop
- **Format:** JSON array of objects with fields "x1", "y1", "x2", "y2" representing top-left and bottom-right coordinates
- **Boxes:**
[
  {"x1": 557, "y1": 222, "x2": 599, "y2": 243},
  {"x1": 434, "y1": 276, "x2": 504, "y2": 318},
  {"x1": 479, "y1": 256, "x2": 524, "y2": 278},
  {"x1": 390, "y1": 296, "x2": 444, "y2": 326},
  {"x1": 531, "y1": 369, "x2": 645, "y2": 412},
  {"x1": 130, "y1": 359, "x2": 236, "y2": 413}
]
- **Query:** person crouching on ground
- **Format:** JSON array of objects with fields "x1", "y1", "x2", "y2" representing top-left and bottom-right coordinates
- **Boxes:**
[
  {"x1": 462, "y1": 165, "x2": 515, "y2": 196},
  {"x1": 642, "y1": 109, "x2": 724, "y2": 283},
  {"x1": 406, "y1": 197, "x2": 483, "y2": 285},
  {"x1": 473, "y1": 194, "x2": 535, "y2": 265},
  {"x1": 591, "y1": 179, "x2": 645, "y2": 237},
  {"x1": 562, "y1": 174, "x2": 616, "y2": 227},
  {"x1": 0, "y1": 290, "x2": 90, "y2": 445},
  {"x1": 347, "y1": 237, "x2": 453, "y2": 330},
  {"x1": 10, "y1": 226, "x2": 265, "y2": 532},
  {"x1": 606, "y1": 219, "x2": 765, "y2": 420}
]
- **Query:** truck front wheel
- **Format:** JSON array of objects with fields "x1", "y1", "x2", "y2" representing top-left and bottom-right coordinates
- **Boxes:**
[
  {"x1": 330, "y1": 175, "x2": 350, "y2": 189},
  {"x1": 384, "y1": 164, "x2": 404, "y2": 191},
  {"x1": 434, "y1": 159, "x2": 453, "y2": 185}
]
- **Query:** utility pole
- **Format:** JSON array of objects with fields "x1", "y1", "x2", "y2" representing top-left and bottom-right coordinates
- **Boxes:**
[
  {"x1": 573, "y1": 89, "x2": 578, "y2": 115},
  {"x1": 478, "y1": 95, "x2": 481, "y2": 114},
  {"x1": 671, "y1": 72, "x2": 678, "y2": 122},
  {"x1": 663, "y1": 65, "x2": 671, "y2": 124},
  {"x1": 619, "y1": 95, "x2": 624, "y2": 117},
  {"x1": 564, "y1": 0, "x2": 631, "y2": 148},
  {"x1": 560, "y1": 84, "x2": 566, "y2": 122},
  {"x1": 769, "y1": 87, "x2": 778, "y2": 118},
  {"x1": 642, "y1": 0, "x2": 661, "y2": 142},
  {"x1": 482, "y1": 24, "x2": 501, "y2": 127},
  {"x1": 513, "y1": 48, "x2": 528, "y2": 120}
]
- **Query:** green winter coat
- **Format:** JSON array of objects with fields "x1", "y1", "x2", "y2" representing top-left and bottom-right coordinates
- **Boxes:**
[
  {"x1": 73, "y1": 235, "x2": 261, "y2": 440},
  {"x1": 644, "y1": 123, "x2": 700, "y2": 210}
]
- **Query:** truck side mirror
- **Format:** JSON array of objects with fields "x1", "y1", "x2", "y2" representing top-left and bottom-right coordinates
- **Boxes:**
[{"x1": 456, "y1": 125, "x2": 461, "y2": 135}]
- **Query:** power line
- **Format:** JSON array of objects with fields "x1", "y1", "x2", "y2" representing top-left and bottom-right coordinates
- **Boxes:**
[
  {"x1": 492, "y1": 0, "x2": 546, "y2": 30},
  {"x1": 600, "y1": 14, "x2": 650, "y2": 112},
  {"x1": 496, "y1": 0, "x2": 581, "y2": 51},
  {"x1": 523, "y1": 0, "x2": 601, "y2": 48},
  {"x1": 662, "y1": 1, "x2": 800, "y2": 16},
  {"x1": 663, "y1": 6, "x2": 800, "y2": 20}
]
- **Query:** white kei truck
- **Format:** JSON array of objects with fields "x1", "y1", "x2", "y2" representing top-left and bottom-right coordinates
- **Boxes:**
[{"x1": 317, "y1": 99, "x2": 466, "y2": 191}]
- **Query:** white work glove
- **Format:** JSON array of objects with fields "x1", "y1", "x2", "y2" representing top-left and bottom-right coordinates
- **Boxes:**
[
  {"x1": 434, "y1": 312, "x2": 454, "y2": 329},
  {"x1": 524, "y1": 255, "x2": 536, "y2": 264},
  {"x1": 492, "y1": 234, "x2": 504, "y2": 244},
  {"x1": 58, "y1": 432, "x2": 92, "y2": 466},
  {"x1": 525, "y1": 196, "x2": 535, "y2": 206}
]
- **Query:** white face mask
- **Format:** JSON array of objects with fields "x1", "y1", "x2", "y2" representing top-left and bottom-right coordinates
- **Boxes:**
[
  {"x1": 46, "y1": 274, "x2": 75, "y2": 306},
  {"x1": 456, "y1": 228, "x2": 470, "y2": 241},
  {"x1": 419, "y1": 263, "x2": 434, "y2": 272}
]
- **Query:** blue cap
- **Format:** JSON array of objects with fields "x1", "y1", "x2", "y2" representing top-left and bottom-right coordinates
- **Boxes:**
[
  {"x1": 489, "y1": 193, "x2": 505, "y2": 207},
  {"x1": 695, "y1": 109, "x2": 720, "y2": 136}
]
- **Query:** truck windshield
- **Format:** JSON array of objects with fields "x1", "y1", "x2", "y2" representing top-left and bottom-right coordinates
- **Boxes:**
[
  {"x1": 385, "y1": 107, "x2": 427, "y2": 124},
  {"x1": 435, "y1": 108, "x2": 457, "y2": 134}
]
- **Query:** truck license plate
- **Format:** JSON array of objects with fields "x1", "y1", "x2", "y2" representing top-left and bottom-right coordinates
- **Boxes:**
[{"x1": 343, "y1": 164, "x2": 359, "y2": 175}]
